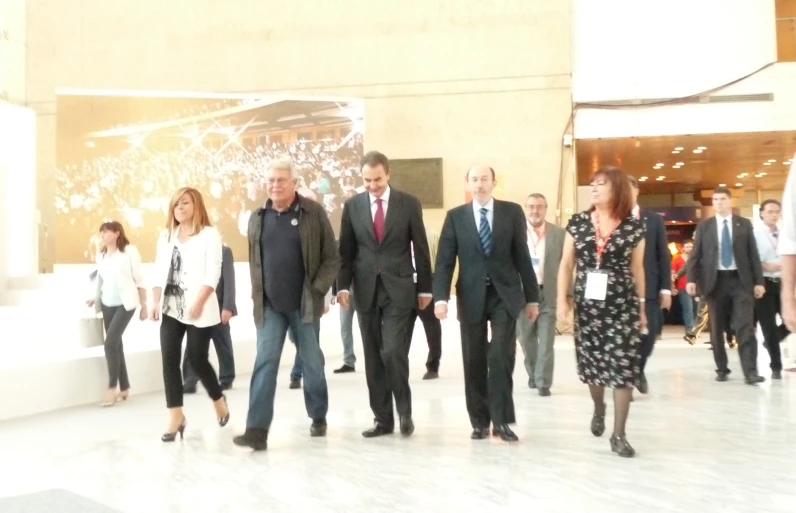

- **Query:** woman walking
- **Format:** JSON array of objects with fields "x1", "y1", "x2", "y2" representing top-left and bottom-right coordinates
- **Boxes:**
[
  {"x1": 87, "y1": 221, "x2": 146, "y2": 407},
  {"x1": 150, "y1": 187, "x2": 230, "y2": 442},
  {"x1": 557, "y1": 166, "x2": 647, "y2": 458}
]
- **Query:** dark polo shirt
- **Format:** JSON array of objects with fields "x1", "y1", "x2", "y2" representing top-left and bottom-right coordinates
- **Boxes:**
[{"x1": 260, "y1": 195, "x2": 305, "y2": 313}]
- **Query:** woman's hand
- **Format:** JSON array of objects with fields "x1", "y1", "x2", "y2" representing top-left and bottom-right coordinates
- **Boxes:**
[
  {"x1": 640, "y1": 308, "x2": 648, "y2": 333},
  {"x1": 187, "y1": 302, "x2": 204, "y2": 321},
  {"x1": 149, "y1": 307, "x2": 161, "y2": 321},
  {"x1": 557, "y1": 298, "x2": 571, "y2": 323}
]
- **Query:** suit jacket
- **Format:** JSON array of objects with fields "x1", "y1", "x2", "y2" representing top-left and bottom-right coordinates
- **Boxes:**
[
  {"x1": 93, "y1": 244, "x2": 145, "y2": 313},
  {"x1": 639, "y1": 209, "x2": 672, "y2": 301},
  {"x1": 536, "y1": 221, "x2": 568, "y2": 307},
  {"x1": 434, "y1": 199, "x2": 539, "y2": 322},
  {"x1": 686, "y1": 215, "x2": 764, "y2": 297},
  {"x1": 338, "y1": 187, "x2": 433, "y2": 312},
  {"x1": 216, "y1": 245, "x2": 237, "y2": 316}
]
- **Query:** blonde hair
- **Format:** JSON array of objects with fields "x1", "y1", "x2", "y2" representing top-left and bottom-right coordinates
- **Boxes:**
[{"x1": 166, "y1": 187, "x2": 212, "y2": 237}]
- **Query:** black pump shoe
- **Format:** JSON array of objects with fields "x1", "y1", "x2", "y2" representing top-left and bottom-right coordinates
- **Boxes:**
[
  {"x1": 162, "y1": 417, "x2": 186, "y2": 442},
  {"x1": 591, "y1": 403, "x2": 606, "y2": 437},
  {"x1": 218, "y1": 396, "x2": 230, "y2": 427},
  {"x1": 610, "y1": 434, "x2": 636, "y2": 458}
]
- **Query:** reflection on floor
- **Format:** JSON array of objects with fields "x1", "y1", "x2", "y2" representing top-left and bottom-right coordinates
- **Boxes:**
[{"x1": 0, "y1": 327, "x2": 793, "y2": 513}]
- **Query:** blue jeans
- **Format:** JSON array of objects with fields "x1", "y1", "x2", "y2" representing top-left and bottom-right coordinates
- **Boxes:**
[
  {"x1": 247, "y1": 306, "x2": 328, "y2": 430},
  {"x1": 339, "y1": 302, "x2": 356, "y2": 367},
  {"x1": 678, "y1": 288, "x2": 696, "y2": 332},
  {"x1": 289, "y1": 325, "x2": 315, "y2": 381}
]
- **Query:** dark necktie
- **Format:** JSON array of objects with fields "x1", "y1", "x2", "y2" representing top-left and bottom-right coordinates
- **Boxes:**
[
  {"x1": 479, "y1": 207, "x2": 492, "y2": 256},
  {"x1": 374, "y1": 198, "x2": 385, "y2": 243},
  {"x1": 720, "y1": 219, "x2": 732, "y2": 268}
]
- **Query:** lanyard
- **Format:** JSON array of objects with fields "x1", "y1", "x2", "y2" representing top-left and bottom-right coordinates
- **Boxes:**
[
  {"x1": 527, "y1": 223, "x2": 546, "y2": 255},
  {"x1": 591, "y1": 211, "x2": 619, "y2": 268}
]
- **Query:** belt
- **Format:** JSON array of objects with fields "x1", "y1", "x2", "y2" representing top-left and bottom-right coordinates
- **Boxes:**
[{"x1": 766, "y1": 277, "x2": 781, "y2": 283}]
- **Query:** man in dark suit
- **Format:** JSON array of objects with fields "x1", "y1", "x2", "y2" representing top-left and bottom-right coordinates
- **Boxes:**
[
  {"x1": 434, "y1": 166, "x2": 539, "y2": 442},
  {"x1": 183, "y1": 244, "x2": 237, "y2": 392},
  {"x1": 686, "y1": 186, "x2": 766, "y2": 384},
  {"x1": 628, "y1": 177, "x2": 672, "y2": 394},
  {"x1": 337, "y1": 151, "x2": 433, "y2": 438}
]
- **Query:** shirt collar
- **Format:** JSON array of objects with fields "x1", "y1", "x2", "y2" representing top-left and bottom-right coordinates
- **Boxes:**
[
  {"x1": 716, "y1": 213, "x2": 732, "y2": 223},
  {"x1": 369, "y1": 186, "x2": 391, "y2": 205},
  {"x1": 264, "y1": 193, "x2": 301, "y2": 213},
  {"x1": 632, "y1": 205, "x2": 640, "y2": 219},
  {"x1": 473, "y1": 197, "x2": 494, "y2": 214}
]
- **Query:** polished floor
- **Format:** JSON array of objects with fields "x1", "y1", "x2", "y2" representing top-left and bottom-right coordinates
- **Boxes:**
[{"x1": 0, "y1": 326, "x2": 793, "y2": 513}]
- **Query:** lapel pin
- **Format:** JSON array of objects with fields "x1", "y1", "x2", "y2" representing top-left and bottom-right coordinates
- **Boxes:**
[{"x1": 291, "y1": 219, "x2": 298, "y2": 226}]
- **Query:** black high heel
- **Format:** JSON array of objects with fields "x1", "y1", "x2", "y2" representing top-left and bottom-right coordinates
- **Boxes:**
[
  {"x1": 610, "y1": 434, "x2": 636, "y2": 458},
  {"x1": 162, "y1": 416, "x2": 186, "y2": 442},
  {"x1": 591, "y1": 403, "x2": 606, "y2": 437},
  {"x1": 218, "y1": 396, "x2": 230, "y2": 427}
]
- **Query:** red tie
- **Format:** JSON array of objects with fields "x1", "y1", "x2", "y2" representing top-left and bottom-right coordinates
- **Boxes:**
[{"x1": 374, "y1": 198, "x2": 385, "y2": 243}]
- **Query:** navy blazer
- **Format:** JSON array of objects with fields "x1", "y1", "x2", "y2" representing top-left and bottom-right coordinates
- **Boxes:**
[{"x1": 640, "y1": 209, "x2": 672, "y2": 301}]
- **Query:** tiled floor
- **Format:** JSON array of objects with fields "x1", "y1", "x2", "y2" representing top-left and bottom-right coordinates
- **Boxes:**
[{"x1": 0, "y1": 327, "x2": 793, "y2": 513}]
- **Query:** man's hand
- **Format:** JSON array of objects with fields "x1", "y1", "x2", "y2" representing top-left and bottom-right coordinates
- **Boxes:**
[
  {"x1": 686, "y1": 282, "x2": 697, "y2": 296},
  {"x1": 337, "y1": 291, "x2": 350, "y2": 310},
  {"x1": 221, "y1": 309, "x2": 233, "y2": 324},
  {"x1": 418, "y1": 296, "x2": 431, "y2": 311},
  {"x1": 434, "y1": 303, "x2": 448, "y2": 320},
  {"x1": 526, "y1": 304, "x2": 539, "y2": 322},
  {"x1": 659, "y1": 293, "x2": 672, "y2": 310},
  {"x1": 754, "y1": 285, "x2": 765, "y2": 299},
  {"x1": 330, "y1": 295, "x2": 337, "y2": 305}
]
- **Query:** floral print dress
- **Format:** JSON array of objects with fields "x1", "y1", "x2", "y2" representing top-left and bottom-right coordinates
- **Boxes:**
[{"x1": 566, "y1": 211, "x2": 645, "y2": 388}]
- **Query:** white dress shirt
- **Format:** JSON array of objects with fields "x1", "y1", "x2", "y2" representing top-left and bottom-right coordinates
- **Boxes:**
[
  {"x1": 755, "y1": 224, "x2": 781, "y2": 278},
  {"x1": 527, "y1": 221, "x2": 546, "y2": 285},
  {"x1": 473, "y1": 197, "x2": 494, "y2": 230},
  {"x1": 369, "y1": 186, "x2": 390, "y2": 219},
  {"x1": 715, "y1": 213, "x2": 737, "y2": 271}
]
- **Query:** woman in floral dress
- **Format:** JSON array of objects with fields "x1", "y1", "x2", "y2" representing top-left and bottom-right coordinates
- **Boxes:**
[{"x1": 557, "y1": 166, "x2": 647, "y2": 458}]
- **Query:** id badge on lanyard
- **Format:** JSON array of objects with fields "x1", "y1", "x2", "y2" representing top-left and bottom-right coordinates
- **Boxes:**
[{"x1": 586, "y1": 213, "x2": 618, "y2": 301}]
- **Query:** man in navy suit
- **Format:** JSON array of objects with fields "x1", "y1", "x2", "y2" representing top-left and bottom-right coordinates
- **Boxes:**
[
  {"x1": 183, "y1": 244, "x2": 237, "y2": 392},
  {"x1": 628, "y1": 177, "x2": 672, "y2": 395}
]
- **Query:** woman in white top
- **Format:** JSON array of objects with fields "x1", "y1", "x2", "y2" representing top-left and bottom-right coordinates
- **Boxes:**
[
  {"x1": 150, "y1": 187, "x2": 230, "y2": 442},
  {"x1": 87, "y1": 221, "x2": 147, "y2": 407}
]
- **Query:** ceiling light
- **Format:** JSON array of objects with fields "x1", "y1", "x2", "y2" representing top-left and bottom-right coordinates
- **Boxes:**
[
  {"x1": 758, "y1": 172, "x2": 767, "y2": 176},
  {"x1": 675, "y1": 162, "x2": 684, "y2": 166},
  {"x1": 719, "y1": 183, "x2": 726, "y2": 186},
  {"x1": 639, "y1": 176, "x2": 648, "y2": 181},
  {"x1": 656, "y1": 176, "x2": 665, "y2": 181},
  {"x1": 697, "y1": 146, "x2": 706, "y2": 150},
  {"x1": 693, "y1": 149, "x2": 703, "y2": 153},
  {"x1": 674, "y1": 147, "x2": 684, "y2": 151},
  {"x1": 735, "y1": 183, "x2": 743, "y2": 187},
  {"x1": 656, "y1": 162, "x2": 665, "y2": 167},
  {"x1": 737, "y1": 173, "x2": 748, "y2": 178},
  {"x1": 768, "y1": 159, "x2": 777, "y2": 163},
  {"x1": 764, "y1": 162, "x2": 771, "y2": 166},
  {"x1": 672, "y1": 150, "x2": 680, "y2": 154}
]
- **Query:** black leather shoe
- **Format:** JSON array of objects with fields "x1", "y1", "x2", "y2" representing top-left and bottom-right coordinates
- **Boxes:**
[
  {"x1": 538, "y1": 387, "x2": 551, "y2": 397},
  {"x1": 219, "y1": 382, "x2": 233, "y2": 391},
  {"x1": 310, "y1": 420, "x2": 327, "y2": 437},
  {"x1": 182, "y1": 384, "x2": 197, "y2": 394},
  {"x1": 422, "y1": 371, "x2": 439, "y2": 380},
  {"x1": 772, "y1": 370, "x2": 783, "y2": 380},
  {"x1": 528, "y1": 381, "x2": 537, "y2": 389},
  {"x1": 333, "y1": 365, "x2": 355, "y2": 374},
  {"x1": 745, "y1": 375, "x2": 765, "y2": 385},
  {"x1": 636, "y1": 373, "x2": 649, "y2": 395},
  {"x1": 362, "y1": 423, "x2": 394, "y2": 438},
  {"x1": 715, "y1": 373, "x2": 729, "y2": 382},
  {"x1": 471, "y1": 427, "x2": 489, "y2": 440},
  {"x1": 610, "y1": 434, "x2": 635, "y2": 458},
  {"x1": 591, "y1": 403, "x2": 606, "y2": 437},
  {"x1": 400, "y1": 416, "x2": 414, "y2": 436},
  {"x1": 492, "y1": 424, "x2": 519, "y2": 442},
  {"x1": 233, "y1": 429, "x2": 268, "y2": 451},
  {"x1": 289, "y1": 379, "x2": 301, "y2": 389}
]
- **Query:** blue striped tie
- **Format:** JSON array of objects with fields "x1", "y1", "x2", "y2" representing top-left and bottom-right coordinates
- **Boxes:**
[{"x1": 479, "y1": 207, "x2": 492, "y2": 256}]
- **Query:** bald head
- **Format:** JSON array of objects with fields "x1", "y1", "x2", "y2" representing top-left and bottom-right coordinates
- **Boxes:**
[{"x1": 466, "y1": 166, "x2": 496, "y2": 205}]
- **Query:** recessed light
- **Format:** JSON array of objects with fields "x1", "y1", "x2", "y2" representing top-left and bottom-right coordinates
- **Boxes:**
[
  {"x1": 764, "y1": 162, "x2": 771, "y2": 166},
  {"x1": 655, "y1": 163, "x2": 664, "y2": 167},
  {"x1": 735, "y1": 183, "x2": 743, "y2": 187},
  {"x1": 674, "y1": 147, "x2": 684, "y2": 151},
  {"x1": 719, "y1": 183, "x2": 726, "y2": 186},
  {"x1": 768, "y1": 159, "x2": 777, "y2": 163},
  {"x1": 693, "y1": 149, "x2": 703, "y2": 153},
  {"x1": 639, "y1": 176, "x2": 648, "y2": 181},
  {"x1": 675, "y1": 162, "x2": 684, "y2": 166},
  {"x1": 697, "y1": 146, "x2": 706, "y2": 150},
  {"x1": 656, "y1": 176, "x2": 665, "y2": 181},
  {"x1": 737, "y1": 173, "x2": 748, "y2": 178},
  {"x1": 672, "y1": 150, "x2": 680, "y2": 154},
  {"x1": 758, "y1": 172, "x2": 767, "y2": 176}
]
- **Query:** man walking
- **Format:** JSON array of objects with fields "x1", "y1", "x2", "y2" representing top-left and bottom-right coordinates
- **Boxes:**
[
  {"x1": 686, "y1": 186, "x2": 765, "y2": 384},
  {"x1": 407, "y1": 229, "x2": 443, "y2": 380},
  {"x1": 337, "y1": 151, "x2": 433, "y2": 438},
  {"x1": 434, "y1": 166, "x2": 539, "y2": 442},
  {"x1": 233, "y1": 158, "x2": 340, "y2": 451},
  {"x1": 516, "y1": 193, "x2": 567, "y2": 397}
]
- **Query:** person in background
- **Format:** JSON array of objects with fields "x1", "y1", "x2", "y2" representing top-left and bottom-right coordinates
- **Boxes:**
[
  {"x1": 557, "y1": 166, "x2": 647, "y2": 458},
  {"x1": 182, "y1": 243, "x2": 237, "y2": 393},
  {"x1": 755, "y1": 199, "x2": 788, "y2": 379},
  {"x1": 150, "y1": 187, "x2": 231, "y2": 442},
  {"x1": 673, "y1": 241, "x2": 697, "y2": 340},
  {"x1": 287, "y1": 291, "x2": 333, "y2": 390},
  {"x1": 778, "y1": 155, "x2": 796, "y2": 335},
  {"x1": 628, "y1": 176, "x2": 672, "y2": 395},
  {"x1": 330, "y1": 238, "x2": 358, "y2": 375},
  {"x1": 686, "y1": 186, "x2": 765, "y2": 385},
  {"x1": 516, "y1": 193, "x2": 568, "y2": 397},
  {"x1": 407, "y1": 229, "x2": 443, "y2": 380},
  {"x1": 87, "y1": 221, "x2": 147, "y2": 407}
]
